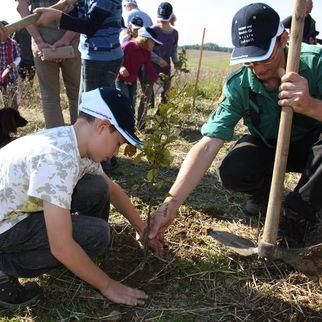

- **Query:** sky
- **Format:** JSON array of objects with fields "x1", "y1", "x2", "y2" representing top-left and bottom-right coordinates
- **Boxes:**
[{"x1": 2, "y1": 0, "x2": 322, "y2": 47}]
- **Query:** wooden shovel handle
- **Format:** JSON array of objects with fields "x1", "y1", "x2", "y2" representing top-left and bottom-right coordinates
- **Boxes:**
[
  {"x1": 262, "y1": 0, "x2": 306, "y2": 245},
  {"x1": 5, "y1": 0, "x2": 77, "y2": 35}
]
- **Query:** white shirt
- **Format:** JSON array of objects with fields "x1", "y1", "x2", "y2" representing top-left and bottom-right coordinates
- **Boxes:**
[{"x1": 0, "y1": 126, "x2": 103, "y2": 234}]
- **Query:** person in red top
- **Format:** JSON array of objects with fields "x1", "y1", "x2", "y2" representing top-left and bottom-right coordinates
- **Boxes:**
[
  {"x1": 0, "y1": 21, "x2": 21, "y2": 110},
  {"x1": 116, "y1": 27, "x2": 162, "y2": 117}
]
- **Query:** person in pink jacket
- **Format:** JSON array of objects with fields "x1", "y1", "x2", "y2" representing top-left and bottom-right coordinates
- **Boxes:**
[{"x1": 116, "y1": 27, "x2": 163, "y2": 125}]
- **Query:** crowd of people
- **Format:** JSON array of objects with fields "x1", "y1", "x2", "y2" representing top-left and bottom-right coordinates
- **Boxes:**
[{"x1": 0, "y1": 0, "x2": 321, "y2": 312}]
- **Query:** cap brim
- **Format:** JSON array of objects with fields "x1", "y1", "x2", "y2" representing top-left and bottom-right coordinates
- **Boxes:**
[
  {"x1": 131, "y1": 24, "x2": 142, "y2": 29},
  {"x1": 230, "y1": 22, "x2": 284, "y2": 66},
  {"x1": 116, "y1": 126, "x2": 143, "y2": 149},
  {"x1": 138, "y1": 28, "x2": 163, "y2": 45},
  {"x1": 157, "y1": 15, "x2": 172, "y2": 22}
]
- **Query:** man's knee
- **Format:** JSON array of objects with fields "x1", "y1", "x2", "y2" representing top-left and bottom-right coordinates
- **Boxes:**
[{"x1": 218, "y1": 154, "x2": 251, "y2": 190}]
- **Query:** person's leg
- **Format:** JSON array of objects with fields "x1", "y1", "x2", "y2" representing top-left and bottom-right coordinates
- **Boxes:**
[
  {"x1": 218, "y1": 135, "x2": 275, "y2": 198},
  {"x1": 6, "y1": 81, "x2": 18, "y2": 109},
  {"x1": 285, "y1": 128, "x2": 322, "y2": 221},
  {"x1": 160, "y1": 77, "x2": 171, "y2": 103},
  {"x1": 137, "y1": 70, "x2": 154, "y2": 130},
  {"x1": 128, "y1": 82, "x2": 137, "y2": 111},
  {"x1": 60, "y1": 56, "x2": 81, "y2": 124},
  {"x1": 82, "y1": 58, "x2": 122, "y2": 93},
  {"x1": 34, "y1": 55, "x2": 64, "y2": 128},
  {"x1": 115, "y1": 78, "x2": 130, "y2": 100},
  {"x1": 0, "y1": 174, "x2": 110, "y2": 278}
]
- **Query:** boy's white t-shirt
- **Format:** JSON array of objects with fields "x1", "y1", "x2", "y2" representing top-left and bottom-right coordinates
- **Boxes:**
[{"x1": 0, "y1": 126, "x2": 103, "y2": 234}]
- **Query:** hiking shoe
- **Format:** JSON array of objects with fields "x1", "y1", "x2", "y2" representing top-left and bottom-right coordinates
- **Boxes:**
[
  {"x1": 0, "y1": 276, "x2": 41, "y2": 309},
  {"x1": 243, "y1": 195, "x2": 267, "y2": 217},
  {"x1": 101, "y1": 156, "x2": 118, "y2": 175},
  {"x1": 278, "y1": 207, "x2": 318, "y2": 247}
]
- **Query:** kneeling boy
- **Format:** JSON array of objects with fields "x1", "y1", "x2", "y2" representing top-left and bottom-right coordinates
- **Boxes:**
[{"x1": 0, "y1": 87, "x2": 161, "y2": 309}]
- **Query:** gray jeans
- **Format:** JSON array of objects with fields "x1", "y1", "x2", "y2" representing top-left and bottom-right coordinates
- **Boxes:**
[
  {"x1": 34, "y1": 54, "x2": 81, "y2": 129},
  {"x1": 0, "y1": 174, "x2": 110, "y2": 278}
]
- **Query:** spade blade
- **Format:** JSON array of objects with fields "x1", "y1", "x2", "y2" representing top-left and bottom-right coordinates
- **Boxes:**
[{"x1": 208, "y1": 229, "x2": 258, "y2": 256}]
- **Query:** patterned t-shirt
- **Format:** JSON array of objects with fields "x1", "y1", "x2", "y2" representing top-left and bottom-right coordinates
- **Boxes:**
[{"x1": 0, "y1": 126, "x2": 103, "y2": 234}]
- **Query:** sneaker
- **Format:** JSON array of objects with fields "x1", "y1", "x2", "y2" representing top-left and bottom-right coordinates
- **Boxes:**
[
  {"x1": 278, "y1": 207, "x2": 318, "y2": 247},
  {"x1": 0, "y1": 276, "x2": 41, "y2": 309},
  {"x1": 243, "y1": 195, "x2": 267, "y2": 217},
  {"x1": 101, "y1": 156, "x2": 118, "y2": 175}
]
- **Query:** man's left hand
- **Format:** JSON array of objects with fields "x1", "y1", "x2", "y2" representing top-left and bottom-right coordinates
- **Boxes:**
[{"x1": 279, "y1": 71, "x2": 312, "y2": 114}]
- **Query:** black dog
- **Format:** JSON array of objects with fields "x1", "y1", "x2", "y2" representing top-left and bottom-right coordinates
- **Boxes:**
[{"x1": 0, "y1": 108, "x2": 28, "y2": 148}]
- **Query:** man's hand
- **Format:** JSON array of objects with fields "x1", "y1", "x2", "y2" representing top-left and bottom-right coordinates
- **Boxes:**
[
  {"x1": 34, "y1": 7, "x2": 63, "y2": 25},
  {"x1": 279, "y1": 71, "x2": 313, "y2": 114},
  {"x1": 34, "y1": 38, "x2": 52, "y2": 59},
  {"x1": 100, "y1": 279, "x2": 148, "y2": 306},
  {"x1": 148, "y1": 202, "x2": 176, "y2": 244}
]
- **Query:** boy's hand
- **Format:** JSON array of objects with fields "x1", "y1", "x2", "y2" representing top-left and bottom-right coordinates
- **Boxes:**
[
  {"x1": 100, "y1": 279, "x2": 148, "y2": 306},
  {"x1": 135, "y1": 231, "x2": 164, "y2": 257}
]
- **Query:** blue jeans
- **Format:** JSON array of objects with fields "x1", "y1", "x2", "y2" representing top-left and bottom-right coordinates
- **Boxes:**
[
  {"x1": 80, "y1": 58, "x2": 123, "y2": 93},
  {"x1": 0, "y1": 174, "x2": 110, "y2": 278},
  {"x1": 115, "y1": 79, "x2": 137, "y2": 111}
]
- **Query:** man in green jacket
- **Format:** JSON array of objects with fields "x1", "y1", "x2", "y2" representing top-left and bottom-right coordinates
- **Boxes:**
[{"x1": 148, "y1": 3, "x2": 322, "y2": 249}]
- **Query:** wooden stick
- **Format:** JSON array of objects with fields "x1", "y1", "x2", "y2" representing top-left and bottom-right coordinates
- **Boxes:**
[
  {"x1": 5, "y1": 0, "x2": 77, "y2": 35},
  {"x1": 262, "y1": 0, "x2": 306, "y2": 245},
  {"x1": 192, "y1": 27, "x2": 206, "y2": 109}
]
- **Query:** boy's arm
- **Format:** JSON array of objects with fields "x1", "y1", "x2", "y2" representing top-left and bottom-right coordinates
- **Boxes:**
[
  {"x1": 149, "y1": 136, "x2": 224, "y2": 241},
  {"x1": 103, "y1": 174, "x2": 164, "y2": 255},
  {"x1": 43, "y1": 201, "x2": 148, "y2": 306}
]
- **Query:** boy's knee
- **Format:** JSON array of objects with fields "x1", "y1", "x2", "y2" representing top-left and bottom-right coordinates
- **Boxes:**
[
  {"x1": 76, "y1": 217, "x2": 111, "y2": 253},
  {"x1": 94, "y1": 218, "x2": 111, "y2": 250}
]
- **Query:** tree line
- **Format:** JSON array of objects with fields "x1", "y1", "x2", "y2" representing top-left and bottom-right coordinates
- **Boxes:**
[{"x1": 180, "y1": 42, "x2": 232, "y2": 52}]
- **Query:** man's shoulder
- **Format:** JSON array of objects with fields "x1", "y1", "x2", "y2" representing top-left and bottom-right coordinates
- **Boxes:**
[
  {"x1": 300, "y1": 43, "x2": 322, "y2": 55},
  {"x1": 225, "y1": 66, "x2": 245, "y2": 86}
]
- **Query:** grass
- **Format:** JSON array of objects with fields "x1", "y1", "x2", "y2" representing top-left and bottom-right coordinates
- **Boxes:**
[{"x1": 0, "y1": 50, "x2": 321, "y2": 321}]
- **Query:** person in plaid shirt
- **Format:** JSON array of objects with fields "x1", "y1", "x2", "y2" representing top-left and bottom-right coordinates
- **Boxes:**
[{"x1": 0, "y1": 21, "x2": 21, "y2": 109}]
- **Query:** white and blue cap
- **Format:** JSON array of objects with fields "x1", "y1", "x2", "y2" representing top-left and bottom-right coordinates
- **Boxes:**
[
  {"x1": 230, "y1": 3, "x2": 285, "y2": 66},
  {"x1": 79, "y1": 87, "x2": 143, "y2": 149}
]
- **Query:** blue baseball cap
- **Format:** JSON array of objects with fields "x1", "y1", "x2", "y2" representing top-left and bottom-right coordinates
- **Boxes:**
[{"x1": 230, "y1": 3, "x2": 285, "y2": 65}]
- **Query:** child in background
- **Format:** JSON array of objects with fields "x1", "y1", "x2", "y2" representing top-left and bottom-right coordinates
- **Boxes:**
[
  {"x1": 151, "y1": 2, "x2": 179, "y2": 103},
  {"x1": 116, "y1": 27, "x2": 162, "y2": 115},
  {"x1": 120, "y1": 15, "x2": 144, "y2": 44},
  {"x1": 0, "y1": 21, "x2": 21, "y2": 109},
  {"x1": 13, "y1": 28, "x2": 35, "y2": 83}
]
